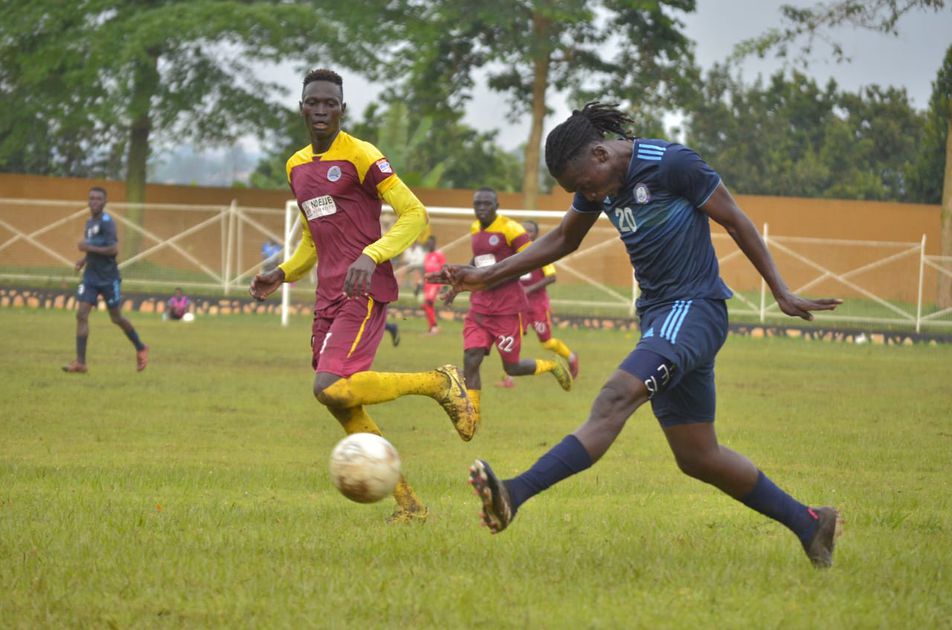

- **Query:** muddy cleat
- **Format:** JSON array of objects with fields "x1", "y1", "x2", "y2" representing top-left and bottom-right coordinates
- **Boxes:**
[
  {"x1": 386, "y1": 505, "x2": 429, "y2": 524},
  {"x1": 469, "y1": 459, "x2": 513, "y2": 534},
  {"x1": 802, "y1": 506, "x2": 842, "y2": 568},
  {"x1": 61, "y1": 360, "x2": 88, "y2": 374},
  {"x1": 136, "y1": 346, "x2": 149, "y2": 372},
  {"x1": 436, "y1": 364, "x2": 477, "y2": 441},
  {"x1": 551, "y1": 359, "x2": 572, "y2": 391},
  {"x1": 568, "y1": 352, "x2": 580, "y2": 380}
]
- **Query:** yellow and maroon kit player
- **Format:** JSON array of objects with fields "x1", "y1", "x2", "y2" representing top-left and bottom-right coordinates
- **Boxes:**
[
  {"x1": 250, "y1": 68, "x2": 475, "y2": 524},
  {"x1": 519, "y1": 221, "x2": 579, "y2": 378},
  {"x1": 421, "y1": 235, "x2": 446, "y2": 334},
  {"x1": 456, "y1": 187, "x2": 573, "y2": 427}
]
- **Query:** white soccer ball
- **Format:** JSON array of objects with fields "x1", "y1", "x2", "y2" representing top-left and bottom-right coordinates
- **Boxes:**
[
  {"x1": 328, "y1": 433, "x2": 401, "y2": 503},
  {"x1": 182, "y1": 312, "x2": 195, "y2": 323}
]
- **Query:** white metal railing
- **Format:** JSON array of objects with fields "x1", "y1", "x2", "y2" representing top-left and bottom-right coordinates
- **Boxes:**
[{"x1": 0, "y1": 197, "x2": 949, "y2": 332}]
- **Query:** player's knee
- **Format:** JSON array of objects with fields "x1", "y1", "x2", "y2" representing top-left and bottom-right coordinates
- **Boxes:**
[
  {"x1": 75, "y1": 310, "x2": 89, "y2": 324},
  {"x1": 590, "y1": 381, "x2": 640, "y2": 431},
  {"x1": 674, "y1": 450, "x2": 717, "y2": 481}
]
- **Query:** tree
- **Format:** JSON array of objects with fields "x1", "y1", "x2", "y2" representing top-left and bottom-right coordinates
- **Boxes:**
[
  {"x1": 397, "y1": 0, "x2": 700, "y2": 208},
  {"x1": 686, "y1": 67, "x2": 927, "y2": 200},
  {"x1": 252, "y1": 98, "x2": 523, "y2": 192},
  {"x1": 0, "y1": 1, "x2": 385, "y2": 202},
  {"x1": 734, "y1": 0, "x2": 951, "y2": 305}
]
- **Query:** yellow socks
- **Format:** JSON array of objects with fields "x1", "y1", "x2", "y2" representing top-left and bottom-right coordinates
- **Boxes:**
[
  {"x1": 542, "y1": 337, "x2": 572, "y2": 359},
  {"x1": 320, "y1": 370, "x2": 445, "y2": 408},
  {"x1": 327, "y1": 406, "x2": 382, "y2": 436},
  {"x1": 533, "y1": 359, "x2": 558, "y2": 375}
]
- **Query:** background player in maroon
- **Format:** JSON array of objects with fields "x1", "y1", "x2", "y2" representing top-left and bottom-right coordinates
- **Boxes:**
[
  {"x1": 498, "y1": 220, "x2": 580, "y2": 388},
  {"x1": 445, "y1": 187, "x2": 573, "y2": 429},
  {"x1": 250, "y1": 69, "x2": 475, "y2": 523}
]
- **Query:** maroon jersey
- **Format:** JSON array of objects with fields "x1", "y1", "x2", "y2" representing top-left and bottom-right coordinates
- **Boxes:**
[
  {"x1": 469, "y1": 215, "x2": 531, "y2": 315},
  {"x1": 286, "y1": 132, "x2": 400, "y2": 309},
  {"x1": 519, "y1": 263, "x2": 555, "y2": 312}
]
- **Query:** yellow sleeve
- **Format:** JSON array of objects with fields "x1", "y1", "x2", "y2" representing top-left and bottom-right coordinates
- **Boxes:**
[
  {"x1": 362, "y1": 179, "x2": 429, "y2": 264},
  {"x1": 541, "y1": 263, "x2": 557, "y2": 277},
  {"x1": 278, "y1": 218, "x2": 317, "y2": 282}
]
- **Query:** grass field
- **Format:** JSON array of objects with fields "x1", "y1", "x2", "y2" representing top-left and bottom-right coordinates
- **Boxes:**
[{"x1": 1, "y1": 307, "x2": 950, "y2": 628}]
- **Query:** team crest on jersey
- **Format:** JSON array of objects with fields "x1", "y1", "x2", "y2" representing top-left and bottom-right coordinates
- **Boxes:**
[
  {"x1": 327, "y1": 165, "x2": 342, "y2": 182},
  {"x1": 634, "y1": 183, "x2": 651, "y2": 205},
  {"x1": 301, "y1": 195, "x2": 338, "y2": 220},
  {"x1": 488, "y1": 235, "x2": 500, "y2": 246},
  {"x1": 375, "y1": 158, "x2": 392, "y2": 174}
]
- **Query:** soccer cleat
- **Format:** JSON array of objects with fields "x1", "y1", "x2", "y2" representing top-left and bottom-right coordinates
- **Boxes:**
[
  {"x1": 568, "y1": 352, "x2": 580, "y2": 380},
  {"x1": 61, "y1": 360, "x2": 88, "y2": 374},
  {"x1": 469, "y1": 459, "x2": 513, "y2": 534},
  {"x1": 801, "y1": 506, "x2": 842, "y2": 568},
  {"x1": 494, "y1": 376, "x2": 516, "y2": 388},
  {"x1": 435, "y1": 364, "x2": 478, "y2": 441},
  {"x1": 386, "y1": 505, "x2": 429, "y2": 524},
  {"x1": 551, "y1": 359, "x2": 572, "y2": 391},
  {"x1": 136, "y1": 345, "x2": 149, "y2": 372}
]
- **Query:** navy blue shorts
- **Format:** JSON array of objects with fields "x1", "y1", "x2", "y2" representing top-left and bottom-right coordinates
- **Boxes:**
[
  {"x1": 619, "y1": 299, "x2": 728, "y2": 427},
  {"x1": 77, "y1": 279, "x2": 122, "y2": 308}
]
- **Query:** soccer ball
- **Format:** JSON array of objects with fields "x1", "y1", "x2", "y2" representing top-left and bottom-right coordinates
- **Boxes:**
[
  {"x1": 328, "y1": 433, "x2": 401, "y2": 503},
  {"x1": 182, "y1": 312, "x2": 195, "y2": 323}
]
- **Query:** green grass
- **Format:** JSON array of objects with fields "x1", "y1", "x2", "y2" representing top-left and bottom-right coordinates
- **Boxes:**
[{"x1": 1, "y1": 308, "x2": 950, "y2": 628}]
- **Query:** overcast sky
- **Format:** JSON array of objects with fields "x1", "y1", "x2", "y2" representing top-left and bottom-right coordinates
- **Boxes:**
[{"x1": 258, "y1": 0, "x2": 951, "y2": 152}]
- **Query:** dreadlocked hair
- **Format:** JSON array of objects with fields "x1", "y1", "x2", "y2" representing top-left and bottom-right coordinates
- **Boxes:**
[
  {"x1": 303, "y1": 68, "x2": 343, "y2": 99},
  {"x1": 544, "y1": 102, "x2": 633, "y2": 178}
]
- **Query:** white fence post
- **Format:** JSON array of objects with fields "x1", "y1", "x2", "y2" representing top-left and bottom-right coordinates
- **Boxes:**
[
  {"x1": 916, "y1": 234, "x2": 926, "y2": 333},
  {"x1": 760, "y1": 223, "x2": 768, "y2": 323},
  {"x1": 223, "y1": 200, "x2": 237, "y2": 295},
  {"x1": 281, "y1": 201, "x2": 294, "y2": 327}
]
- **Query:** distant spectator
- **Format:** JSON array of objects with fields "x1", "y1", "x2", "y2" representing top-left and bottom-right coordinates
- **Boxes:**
[
  {"x1": 261, "y1": 239, "x2": 283, "y2": 272},
  {"x1": 166, "y1": 287, "x2": 191, "y2": 321}
]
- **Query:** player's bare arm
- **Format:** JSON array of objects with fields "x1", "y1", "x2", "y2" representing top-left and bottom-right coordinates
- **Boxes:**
[
  {"x1": 429, "y1": 210, "x2": 599, "y2": 292},
  {"x1": 701, "y1": 183, "x2": 841, "y2": 320},
  {"x1": 250, "y1": 267, "x2": 285, "y2": 301},
  {"x1": 523, "y1": 274, "x2": 556, "y2": 294}
]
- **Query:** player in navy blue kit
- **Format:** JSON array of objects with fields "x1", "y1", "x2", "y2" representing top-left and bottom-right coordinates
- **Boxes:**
[
  {"x1": 430, "y1": 103, "x2": 843, "y2": 568},
  {"x1": 62, "y1": 187, "x2": 148, "y2": 373}
]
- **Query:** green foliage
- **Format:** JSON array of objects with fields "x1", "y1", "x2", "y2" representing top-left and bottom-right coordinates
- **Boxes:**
[
  {"x1": 392, "y1": 0, "x2": 701, "y2": 199},
  {"x1": 0, "y1": 1, "x2": 384, "y2": 184},
  {"x1": 685, "y1": 67, "x2": 933, "y2": 201},
  {"x1": 253, "y1": 99, "x2": 524, "y2": 192},
  {"x1": 2, "y1": 308, "x2": 951, "y2": 626},
  {"x1": 907, "y1": 44, "x2": 952, "y2": 204}
]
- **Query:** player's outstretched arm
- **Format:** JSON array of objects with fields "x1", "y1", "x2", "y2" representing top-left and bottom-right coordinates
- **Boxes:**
[
  {"x1": 427, "y1": 209, "x2": 599, "y2": 293},
  {"x1": 701, "y1": 183, "x2": 841, "y2": 320}
]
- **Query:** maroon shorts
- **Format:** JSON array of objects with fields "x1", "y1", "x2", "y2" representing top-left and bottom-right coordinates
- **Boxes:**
[
  {"x1": 311, "y1": 296, "x2": 387, "y2": 377},
  {"x1": 525, "y1": 302, "x2": 553, "y2": 342},
  {"x1": 463, "y1": 311, "x2": 523, "y2": 365}
]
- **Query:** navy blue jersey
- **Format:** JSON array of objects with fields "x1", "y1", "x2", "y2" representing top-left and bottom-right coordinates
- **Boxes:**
[
  {"x1": 82, "y1": 212, "x2": 119, "y2": 283},
  {"x1": 572, "y1": 139, "x2": 732, "y2": 311}
]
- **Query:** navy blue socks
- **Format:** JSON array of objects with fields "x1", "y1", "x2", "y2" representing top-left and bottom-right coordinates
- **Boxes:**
[
  {"x1": 124, "y1": 328, "x2": 145, "y2": 351},
  {"x1": 76, "y1": 335, "x2": 88, "y2": 363},
  {"x1": 504, "y1": 434, "x2": 593, "y2": 513},
  {"x1": 741, "y1": 470, "x2": 819, "y2": 544}
]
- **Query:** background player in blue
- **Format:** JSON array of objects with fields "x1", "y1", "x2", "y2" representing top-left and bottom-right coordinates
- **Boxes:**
[
  {"x1": 430, "y1": 103, "x2": 844, "y2": 568},
  {"x1": 62, "y1": 187, "x2": 148, "y2": 373}
]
